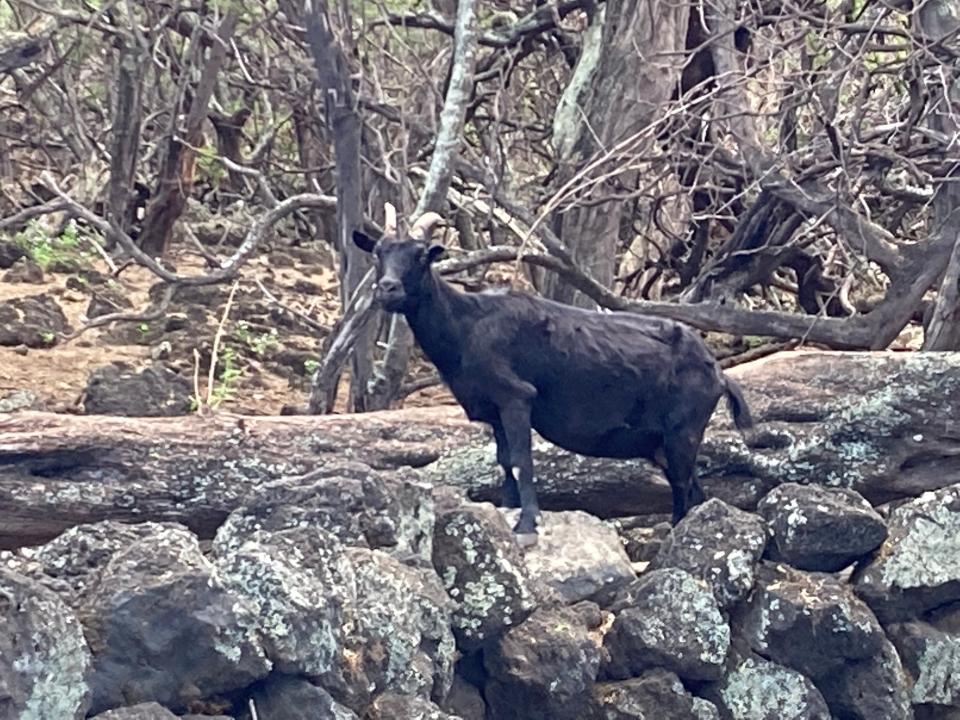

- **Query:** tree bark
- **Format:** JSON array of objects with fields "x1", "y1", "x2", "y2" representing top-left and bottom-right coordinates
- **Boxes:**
[
  {"x1": 545, "y1": 0, "x2": 690, "y2": 307},
  {"x1": 106, "y1": 33, "x2": 145, "y2": 238},
  {"x1": 2, "y1": 352, "x2": 959, "y2": 550}
]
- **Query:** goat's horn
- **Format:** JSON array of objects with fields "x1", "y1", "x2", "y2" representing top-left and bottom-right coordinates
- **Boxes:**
[
  {"x1": 409, "y1": 211, "x2": 444, "y2": 240},
  {"x1": 383, "y1": 203, "x2": 398, "y2": 237}
]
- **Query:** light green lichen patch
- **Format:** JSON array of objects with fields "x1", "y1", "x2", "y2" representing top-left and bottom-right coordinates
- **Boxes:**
[
  {"x1": 879, "y1": 491, "x2": 960, "y2": 590},
  {"x1": 719, "y1": 657, "x2": 824, "y2": 720},
  {"x1": 912, "y1": 636, "x2": 960, "y2": 704}
]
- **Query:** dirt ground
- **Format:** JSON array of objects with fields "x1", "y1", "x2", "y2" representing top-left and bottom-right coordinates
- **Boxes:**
[{"x1": 0, "y1": 240, "x2": 455, "y2": 415}]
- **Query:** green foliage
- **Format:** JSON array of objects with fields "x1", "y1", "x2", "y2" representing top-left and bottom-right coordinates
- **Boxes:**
[
  {"x1": 304, "y1": 358, "x2": 321, "y2": 376},
  {"x1": 13, "y1": 219, "x2": 95, "y2": 270},
  {"x1": 235, "y1": 320, "x2": 279, "y2": 357},
  {"x1": 137, "y1": 323, "x2": 150, "y2": 336},
  {"x1": 211, "y1": 345, "x2": 243, "y2": 406}
]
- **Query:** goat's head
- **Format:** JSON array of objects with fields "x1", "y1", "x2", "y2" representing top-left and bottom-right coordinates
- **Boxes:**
[{"x1": 353, "y1": 204, "x2": 446, "y2": 313}]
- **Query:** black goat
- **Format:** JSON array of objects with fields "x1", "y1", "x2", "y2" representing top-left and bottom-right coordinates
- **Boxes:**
[{"x1": 353, "y1": 206, "x2": 754, "y2": 539}]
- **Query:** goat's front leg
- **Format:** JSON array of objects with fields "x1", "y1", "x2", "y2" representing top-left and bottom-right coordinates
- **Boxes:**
[
  {"x1": 499, "y1": 401, "x2": 538, "y2": 537},
  {"x1": 491, "y1": 420, "x2": 521, "y2": 508}
]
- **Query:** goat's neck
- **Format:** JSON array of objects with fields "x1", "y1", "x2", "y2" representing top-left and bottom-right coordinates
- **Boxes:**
[{"x1": 404, "y1": 272, "x2": 471, "y2": 376}]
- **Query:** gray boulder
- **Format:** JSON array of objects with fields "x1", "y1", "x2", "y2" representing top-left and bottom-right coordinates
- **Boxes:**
[
  {"x1": 758, "y1": 483, "x2": 886, "y2": 571},
  {"x1": 650, "y1": 499, "x2": 767, "y2": 610},
  {"x1": 815, "y1": 636, "x2": 912, "y2": 720},
  {"x1": 855, "y1": 484, "x2": 960, "y2": 622},
  {"x1": 484, "y1": 605, "x2": 601, "y2": 720},
  {"x1": 432, "y1": 499, "x2": 537, "y2": 651},
  {"x1": 0, "y1": 568, "x2": 92, "y2": 719},
  {"x1": 504, "y1": 509, "x2": 635, "y2": 604},
  {"x1": 603, "y1": 568, "x2": 730, "y2": 682}
]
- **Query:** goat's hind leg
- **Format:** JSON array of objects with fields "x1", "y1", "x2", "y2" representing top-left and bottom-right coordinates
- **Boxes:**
[
  {"x1": 498, "y1": 401, "x2": 538, "y2": 540},
  {"x1": 492, "y1": 420, "x2": 521, "y2": 508}
]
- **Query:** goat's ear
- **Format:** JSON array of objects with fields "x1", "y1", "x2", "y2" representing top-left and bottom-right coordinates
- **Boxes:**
[
  {"x1": 426, "y1": 243, "x2": 446, "y2": 264},
  {"x1": 352, "y1": 230, "x2": 377, "y2": 253}
]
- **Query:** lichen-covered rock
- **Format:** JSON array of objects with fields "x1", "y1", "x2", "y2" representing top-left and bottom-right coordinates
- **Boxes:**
[
  {"x1": 349, "y1": 547, "x2": 455, "y2": 703},
  {"x1": 0, "y1": 292, "x2": 71, "y2": 347},
  {"x1": 89, "y1": 702, "x2": 178, "y2": 719},
  {"x1": 82, "y1": 362, "x2": 192, "y2": 416},
  {"x1": 503, "y1": 509, "x2": 635, "y2": 604},
  {"x1": 855, "y1": 485, "x2": 960, "y2": 622},
  {"x1": 484, "y1": 605, "x2": 601, "y2": 720},
  {"x1": 10, "y1": 520, "x2": 190, "y2": 609},
  {"x1": 591, "y1": 668, "x2": 711, "y2": 719},
  {"x1": 0, "y1": 568, "x2": 92, "y2": 719},
  {"x1": 888, "y1": 619, "x2": 960, "y2": 710},
  {"x1": 213, "y1": 527, "x2": 356, "y2": 684},
  {"x1": 215, "y1": 464, "x2": 435, "y2": 564},
  {"x1": 85, "y1": 525, "x2": 271, "y2": 714},
  {"x1": 365, "y1": 693, "x2": 463, "y2": 720},
  {"x1": 693, "y1": 697, "x2": 722, "y2": 720},
  {"x1": 815, "y1": 636, "x2": 912, "y2": 720},
  {"x1": 741, "y1": 563, "x2": 884, "y2": 680},
  {"x1": 758, "y1": 483, "x2": 886, "y2": 572},
  {"x1": 703, "y1": 656, "x2": 830, "y2": 720},
  {"x1": 649, "y1": 499, "x2": 767, "y2": 610},
  {"x1": 247, "y1": 674, "x2": 358, "y2": 720},
  {"x1": 432, "y1": 499, "x2": 537, "y2": 651},
  {"x1": 602, "y1": 568, "x2": 730, "y2": 682}
]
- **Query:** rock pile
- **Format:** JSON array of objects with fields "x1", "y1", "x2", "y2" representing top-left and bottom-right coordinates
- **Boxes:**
[{"x1": 6, "y1": 471, "x2": 960, "y2": 719}]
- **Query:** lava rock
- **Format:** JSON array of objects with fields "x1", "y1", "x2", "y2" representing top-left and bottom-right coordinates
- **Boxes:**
[
  {"x1": 703, "y1": 655, "x2": 830, "y2": 720},
  {"x1": 440, "y1": 676, "x2": 486, "y2": 720},
  {"x1": 855, "y1": 484, "x2": 960, "y2": 622},
  {"x1": 247, "y1": 674, "x2": 357, "y2": 719},
  {"x1": 741, "y1": 563, "x2": 885, "y2": 680},
  {"x1": 89, "y1": 703, "x2": 178, "y2": 719},
  {"x1": 484, "y1": 605, "x2": 601, "y2": 720},
  {"x1": 82, "y1": 362, "x2": 192, "y2": 416},
  {"x1": 616, "y1": 519, "x2": 671, "y2": 564},
  {"x1": 815, "y1": 636, "x2": 912, "y2": 720},
  {"x1": 758, "y1": 483, "x2": 886, "y2": 571},
  {"x1": 888, "y1": 618, "x2": 960, "y2": 710},
  {"x1": 0, "y1": 292, "x2": 71, "y2": 347},
  {"x1": 504, "y1": 509, "x2": 635, "y2": 604},
  {"x1": 0, "y1": 568, "x2": 92, "y2": 719},
  {"x1": 364, "y1": 693, "x2": 463, "y2": 720},
  {"x1": 0, "y1": 238, "x2": 26, "y2": 268},
  {"x1": 602, "y1": 567, "x2": 730, "y2": 682},
  {"x1": 432, "y1": 499, "x2": 537, "y2": 651},
  {"x1": 2, "y1": 257, "x2": 44, "y2": 283},
  {"x1": 85, "y1": 525, "x2": 271, "y2": 714},
  {"x1": 650, "y1": 499, "x2": 767, "y2": 610},
  {"x1": 592, "y1": 668, "x2": 712, "y2": 719}
]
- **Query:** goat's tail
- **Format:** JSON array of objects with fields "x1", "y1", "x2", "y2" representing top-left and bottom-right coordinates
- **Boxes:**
[{"x1": 723, "y1": 375, "x2": 754, "y2": 433}]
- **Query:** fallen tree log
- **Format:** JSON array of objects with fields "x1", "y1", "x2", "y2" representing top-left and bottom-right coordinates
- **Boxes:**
[{"x1": 1, "y1": 351, "x2": 959, "y2": 549}]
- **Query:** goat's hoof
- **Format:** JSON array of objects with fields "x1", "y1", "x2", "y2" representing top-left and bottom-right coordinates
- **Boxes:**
[{"x1": 515, "y1": 532, "x2": 538, "y2": 549}]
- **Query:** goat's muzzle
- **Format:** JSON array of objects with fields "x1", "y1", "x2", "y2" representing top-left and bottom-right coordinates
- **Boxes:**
[{"x1": 375, "y1": 278, "x2": 406, "y2": 312}]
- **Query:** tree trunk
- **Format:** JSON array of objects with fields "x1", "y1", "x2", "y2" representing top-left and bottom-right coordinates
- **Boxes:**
[
  {"x1": 138, "y1": 10, "x2": 239, "y2": 258},
  {"x1": 2, "y1": 352, "x2": 959, "y2": 550},
  {"x1": 302, "y1": 0, "x2": 375, "y2": 412},
  {"x1": 546, "y1": 0, "x2": 690, "y2": 307},
  {"x1": 106, "y1": 34, "x2": 145, "y2": 238}
]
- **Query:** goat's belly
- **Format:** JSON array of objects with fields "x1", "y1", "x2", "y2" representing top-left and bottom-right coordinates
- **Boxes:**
[{"x1": 534, "y1": 421, "x2": 663, "y2": 460}]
